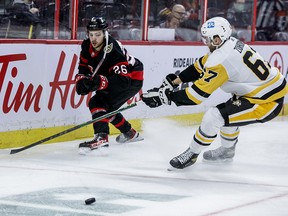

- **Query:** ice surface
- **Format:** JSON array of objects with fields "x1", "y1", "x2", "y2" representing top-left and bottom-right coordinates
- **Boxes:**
[{"x1": 0, "y1": 117, "x2": 287, "y2": 216}]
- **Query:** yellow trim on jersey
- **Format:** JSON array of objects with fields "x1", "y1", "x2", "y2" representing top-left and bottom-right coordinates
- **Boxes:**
[
  {"x1": 245, "y1": 71, "x2": 281, "y2": 98},
  {"x1": 245, "y1": 87, "x2": 288, "y2": 104},
  {"x1": 185, "y1": 88, "x2": 202, "y2": 104},
  {"x1": 194, "y1": 64, "x2": 229, "y2": 95},
  {"x1": 194, "y1": 54, "x2": 209, "y2": 73},
  {"x1": 220, "y1": 130, "x2": 240, "y2": 138},
  {"x1": 229, "y1": 101, "x2": 279, "y2": 124}
]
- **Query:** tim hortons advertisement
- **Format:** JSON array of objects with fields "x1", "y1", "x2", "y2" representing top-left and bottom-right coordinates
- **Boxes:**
[{"x1": 0, "y1": 43, "x2": 287, "y2": 132}]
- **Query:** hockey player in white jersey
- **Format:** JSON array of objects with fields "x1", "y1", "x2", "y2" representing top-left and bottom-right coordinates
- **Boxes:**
[{"x1": 141, "y1": 17, "x2": 288, "y2": 169}]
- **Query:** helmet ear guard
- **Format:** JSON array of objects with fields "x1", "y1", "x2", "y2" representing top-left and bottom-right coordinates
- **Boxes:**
[{"x1": 201, "y1": 17, "x2": 232, "y2": 47}]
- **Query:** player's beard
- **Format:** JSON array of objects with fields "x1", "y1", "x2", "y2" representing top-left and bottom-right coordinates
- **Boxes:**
[
  {"x1": 91, "y1": 41, "x2": 104, "y2": 51},
  {"x1": 208, "y1": 44, "x2": 217, "y2": 52}
]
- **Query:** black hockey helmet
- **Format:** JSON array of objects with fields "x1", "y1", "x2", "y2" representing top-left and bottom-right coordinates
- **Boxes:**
[{"x1": 87, "y1": 17, "x2": 108, "y2": 31}]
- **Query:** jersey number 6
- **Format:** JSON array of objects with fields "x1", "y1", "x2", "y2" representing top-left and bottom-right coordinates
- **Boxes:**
[{"x1": 243, "y1": 51, "x2": 269, "y2": 80}]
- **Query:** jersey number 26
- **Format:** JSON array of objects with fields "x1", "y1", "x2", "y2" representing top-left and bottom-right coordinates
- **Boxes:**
[{"x1": 113, "y1": 65, "x2": 128, "y2": 75}]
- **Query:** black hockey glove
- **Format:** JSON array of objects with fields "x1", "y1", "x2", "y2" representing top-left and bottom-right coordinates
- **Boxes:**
[
  {"x1": 75, "y1": 74, "x2": 93, "y2": 95},
  {"x1": 95, "y1": 74, "x2": 108, "y2": 91},
  {"x1": 141, "y1": 86, "x2": 172, "y2": 108},
  {"x1": 75, "y1": 74, "x2": 108, "y2": 95},
  {"x1": 161, "y1": 74, "x2": 179, "y2": 90}
]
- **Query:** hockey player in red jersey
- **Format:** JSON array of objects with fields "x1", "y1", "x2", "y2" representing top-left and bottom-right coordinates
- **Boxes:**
[
  {"x1": 141, "y1": 17, "x2": 288, "y2": 169},
  {"x1": 75, "y1": 17, "x2": 144, "y2": 154}
]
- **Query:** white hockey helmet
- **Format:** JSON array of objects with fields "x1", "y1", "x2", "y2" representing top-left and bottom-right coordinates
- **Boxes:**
[{"x1": 201, "y1": 17, "x2": 232, "y2": 46}]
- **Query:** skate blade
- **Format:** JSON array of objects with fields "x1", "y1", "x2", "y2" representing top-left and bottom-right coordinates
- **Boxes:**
[
  {"x1": 117, "y1": 136, "x2": 144, "y2": 144},
  {"x1": 202, "y1": 158, "x2": 233, "y2": 164},
  {"x1": 167, "y1": 166, "x2": 176, "y2": 172},
  {"x1": 78, "y1": 144, "x2": 109, "y2": 156},
  {"x1": 128, "y1": 136, "x2": 144, "y2": 143},
  {"x1": 167, "y1": 165, "x2": 184, "y2": 172},
  {"x1": 78, "y1": 147, "x2": 90, "y2": 155}
]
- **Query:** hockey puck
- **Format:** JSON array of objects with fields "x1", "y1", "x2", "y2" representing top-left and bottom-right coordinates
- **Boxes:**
[{"x1": 85, "y1": 197, "x2": 96, "y2": 205}]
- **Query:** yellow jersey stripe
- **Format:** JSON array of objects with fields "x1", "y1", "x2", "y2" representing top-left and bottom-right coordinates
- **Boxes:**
[
  {"x1": 245, "y1": 83, "x2": 288, "y2": 104},
  {"x1": 245, "y1": 71, "x2": 281, "y2": 97},
  {"x1": 195, "y1": 64, "x2": 229, "y2": 95},
  {"x1": 195, "y1": 54, "x2": 208, "y2": 72},
  {"x1": 185, "y1": 88, "x2": 202, "y2": 104},
  {"x1": 229, "y1": 102, "x2": 278, "y2": 123}
]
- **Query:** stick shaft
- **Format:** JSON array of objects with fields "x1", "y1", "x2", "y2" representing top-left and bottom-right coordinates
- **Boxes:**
[{"x1": 10, "y1": 103, "x2": 137, "y2": 154}]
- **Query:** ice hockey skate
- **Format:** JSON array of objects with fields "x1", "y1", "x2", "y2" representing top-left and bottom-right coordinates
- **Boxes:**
[
  {"x1": 169, "y1": 147, "x2": 199, "y2": 170},
  {"x1": 202, "y1": 142, "x2": 237, "y2": 162},
  {"x1": 79, "y1": 133, "x2": 109, "y2": 155},
  {"x1": 116, "y1": 128, "x2": 144, "y2": 144}
]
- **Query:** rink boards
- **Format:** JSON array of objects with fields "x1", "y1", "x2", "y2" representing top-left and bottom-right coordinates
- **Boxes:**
[{"x1": 0, "y1": 42, "x2": 287, "y2": 148}]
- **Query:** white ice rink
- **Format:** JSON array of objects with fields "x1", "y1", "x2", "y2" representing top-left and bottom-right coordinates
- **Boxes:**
[{"x1": 0, "y1": 117, "x2": 288, "y2": 216}]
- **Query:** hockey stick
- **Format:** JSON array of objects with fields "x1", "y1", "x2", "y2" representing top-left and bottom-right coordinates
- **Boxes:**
[
  {"x1": 10, "y1": 102, "x2": 137, "y2": 154},
  {"x1": 92, "y1": 30, "x2": 109, "y2": 78}
]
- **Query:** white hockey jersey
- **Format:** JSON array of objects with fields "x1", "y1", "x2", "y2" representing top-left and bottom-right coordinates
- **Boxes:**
[{"x1": 184, "y1": 37, "x2": 288, "y2": 105}]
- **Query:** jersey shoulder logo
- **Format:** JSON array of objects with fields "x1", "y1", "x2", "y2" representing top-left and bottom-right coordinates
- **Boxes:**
[{"x1": 104, "y1": 43, "x2": 113, "y2": 54}]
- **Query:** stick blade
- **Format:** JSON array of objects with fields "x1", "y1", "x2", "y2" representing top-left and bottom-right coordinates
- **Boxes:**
[
  {"x1": 10, "y1": 145, "x2": 32, "y2": 154},
  {"x1": 10, "y1": 148, "x2": 24, "y2": 154}
]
